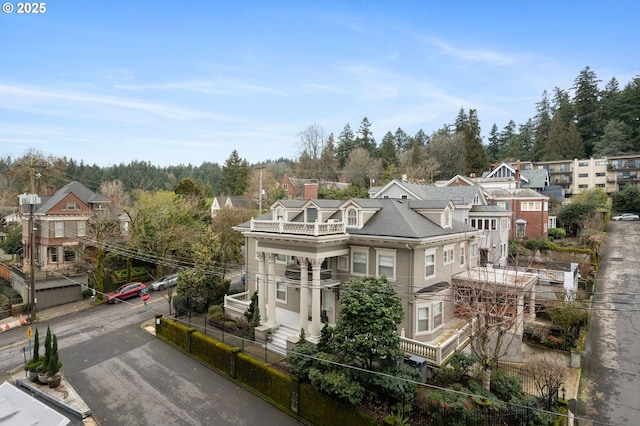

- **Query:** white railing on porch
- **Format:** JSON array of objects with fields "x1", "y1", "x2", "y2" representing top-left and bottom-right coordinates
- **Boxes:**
[
  {"x1": 224, "y1": 291, "x2": 251, "y2": 320},
  {"x1": 249, "y1": 219, "x2": 346, "y2": 236},
  {"x1": 400, "y1": 323, "x2": 472, "y2": 366}
]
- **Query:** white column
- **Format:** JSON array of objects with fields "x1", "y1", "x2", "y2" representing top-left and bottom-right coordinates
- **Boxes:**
[
  {"x1": 527, "y1": 287, "x2": 536, "y2": 321},
  {"x1": 266, "y1": 254, "x2": 276, "y2": 325},
  {"x1": 310, "y1": 258, "x2": 323, "y2": 339},
  {"x1": 299, "y1": 258, "x2": 309, "y2": 335},
  {"x1": 257, "y1": 252, "x2": 267, "y2": 323},
  {"x1": 516, "y1": 294, "x2": 524, "y2": 335}
]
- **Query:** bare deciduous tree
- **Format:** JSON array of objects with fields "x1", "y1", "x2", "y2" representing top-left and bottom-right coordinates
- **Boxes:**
[
  {"x1": 525, "y1": 353, "x2": 568, "y2": 409},
  {"x1": 453, "y1": 266, "x2": 538, "y2": 392}
]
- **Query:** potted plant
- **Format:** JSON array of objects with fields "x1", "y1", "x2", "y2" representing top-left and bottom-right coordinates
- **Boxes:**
[
  {"x1": 47, "y1": 334, "x2": 62, "y2": 388},
  {"x1": 38, "y1": 326, "x2": 52, "y2": 385},
  {"x1": 27, "y1": 327, "x2": 43, "y2": 382}
]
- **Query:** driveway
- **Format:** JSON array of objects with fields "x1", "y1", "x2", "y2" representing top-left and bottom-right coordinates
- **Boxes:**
[{"x1": 580, "y1": 221, "x2": 640, "y2": 425}]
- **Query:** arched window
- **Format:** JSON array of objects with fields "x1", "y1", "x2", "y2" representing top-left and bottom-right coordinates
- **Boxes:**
[
  {"x1": 275, "y1": 207, "x2": 284, "y2": 221},
  {"x1": 347, "y1": 208, "x2": 357, "y2": 227}
]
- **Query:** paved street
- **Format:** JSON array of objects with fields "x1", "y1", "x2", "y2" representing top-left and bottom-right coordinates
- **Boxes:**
[
  {"x1": 580, "y1": 221, "x2": 640, "y2": 425},
  {"x1": 1, "y1": 292, "x2": 301, "y2": 426}
]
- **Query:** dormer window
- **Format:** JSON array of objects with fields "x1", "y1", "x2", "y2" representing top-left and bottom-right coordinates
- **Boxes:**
[
  {"x1": 347, "y1": 208, "x2": 357, "y2": 227},
  {"x1": 275, "y1": 207, "x2": 284, "y2": 221},
  {"x1": 443, "y1": 208, "x2": 452, "y2": 228}
]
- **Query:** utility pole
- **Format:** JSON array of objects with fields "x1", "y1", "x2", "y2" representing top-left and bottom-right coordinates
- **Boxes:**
[
  {"x1": 19, "y1": 193, "x2": 41, "y2": 324},
  {"x1": 256, "y1": 165, "x2": 265, "y2": 212}
]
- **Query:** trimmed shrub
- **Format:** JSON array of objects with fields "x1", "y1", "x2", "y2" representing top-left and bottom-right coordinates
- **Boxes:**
[{"x1": 548, "y1": 227, "x2": 566, "y2": 239}]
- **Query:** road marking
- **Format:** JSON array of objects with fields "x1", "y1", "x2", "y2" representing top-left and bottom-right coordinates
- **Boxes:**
[{"x1": 0, "y1": 339, "x2": 28, "y2": 352}]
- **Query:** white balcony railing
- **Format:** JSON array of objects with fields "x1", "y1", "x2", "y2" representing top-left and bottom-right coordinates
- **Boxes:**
[
  {"x1": 224, "y1": 291, "x2": 251, "y2": 321},
  {"x1": 400, "y1": 322, "x2": 472, "y2": 366},
  {"x1": 249, "y1": 219, "x2": 346, "y2": 236}
]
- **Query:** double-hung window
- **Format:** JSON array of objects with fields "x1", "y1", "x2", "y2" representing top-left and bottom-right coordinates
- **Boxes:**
[
  {"x1": 54, "y1": 221, "x2": 64, "y2": 238},
  {"x1": 376, "y1": 249, "x2": 396, "y2": 280},
  {"x1": 443, "y1": 245, "x2": 454, "y2": 265},
  {"x1": 276, "y1": 280, "x2": 287, "y2": 302},
  {"x1": 425, "y1": 250, "x2": 436, "y2": 278},
  {"x1": 352, "y1": 249, "x2": 368, "y2": 275}
]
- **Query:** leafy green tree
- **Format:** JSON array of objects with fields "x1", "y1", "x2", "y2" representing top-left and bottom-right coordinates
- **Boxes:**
[
  {"x1": 301, "y1": 276, "x2": 417, "y2": 407},
  {"x1": 543, "y1": 111, "x2": 584, "y2": 160},
  {"x1": 330, "y1": 276, "x2": 404, "y2": 370},
  {"x1": 549, "y1": 296, "x2": 587, "y2": 351},
  {"x1": 174, "y1": 177, "x2": 203, "y2": 198},
  {"x1": 177, "y1": 227, "x2": 230, "y2": 308},
  {"x1": 129, "y1": 190, "x2": 207, "y2": 277},
  {"x1": 0, "y1": 224, "x2": 22, "y2": 255},
  {"x1": 393, "y1": 127, "x2": 412, "y2": 152},
  {"x1": 486, "y1": 123, "x2": 501, "y2": 163},
  {"x1": 217, "y1": 150, "x2": 250, "y2": 196},
  {"x1": 613, "y1": 184, "x2": 640, "y2": 213},
  {"x1": 211, "y1": 207, "x2": 253, "y2": 265},
  {"x1": 557, "y1": 189, "x2": 605, "y2": 233},
  {"x1": 532, "y1": 90, "x2": 553, "y2": 161}
]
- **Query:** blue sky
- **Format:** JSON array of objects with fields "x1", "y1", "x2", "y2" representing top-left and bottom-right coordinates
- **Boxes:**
[{"x1": 1, "y1": 1, "x2": 638, "y2": 168}]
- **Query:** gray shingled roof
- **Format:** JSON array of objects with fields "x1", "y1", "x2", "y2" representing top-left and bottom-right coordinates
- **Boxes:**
[
  {"x1": 36, "y1": 181, "x2": 109, "y2": 214},
  {"x1": 520, "y1": 169, "x2": 548, "y2": 189},
  {"x1": 235, "y1": 197, "x2": 468, "y2": 240},
  {"x1": 347, "y1": 198, "x2": 467, "y2": 239},
  {"x1": 376, "y1": 180, "x2": 482, "y2": 205}
]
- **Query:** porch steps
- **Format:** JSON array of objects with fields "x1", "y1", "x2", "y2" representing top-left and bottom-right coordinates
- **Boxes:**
[{"x1": 269, "y1": 324, "x2": 299, "y2": 355}]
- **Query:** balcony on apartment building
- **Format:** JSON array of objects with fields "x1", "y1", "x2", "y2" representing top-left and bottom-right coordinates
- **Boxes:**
[
  {"x1": 607, "y1": 171, "x2": 639, "y2": 183},
  {"x1": 609, "y1": 160, "x2": 640, "y2": 170},
  {"x1": 249, "y1": 218, "x2": 346, "y2": 236}
]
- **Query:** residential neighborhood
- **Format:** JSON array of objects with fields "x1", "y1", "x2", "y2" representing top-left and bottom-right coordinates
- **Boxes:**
[{"x1": 1, "y1": 2, "x2": 640, "y2": 424}]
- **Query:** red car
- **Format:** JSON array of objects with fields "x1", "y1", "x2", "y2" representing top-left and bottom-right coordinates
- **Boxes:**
[{"x1": 105, "y1": 282, "x2": 148, "y2": 304}]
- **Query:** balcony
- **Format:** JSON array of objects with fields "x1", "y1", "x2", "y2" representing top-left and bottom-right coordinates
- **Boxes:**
[
  {"x1": 284, "y1": 264, "x2": 333, "y2": 281},
  {"x1": 400, "y1": 320, "x2": 472, "y2": 366},
  {"x1": 249, "y1": 219, "x2": 346, "y2": 236}
]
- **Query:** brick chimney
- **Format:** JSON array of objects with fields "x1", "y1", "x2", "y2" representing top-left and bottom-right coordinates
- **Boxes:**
[
  {"x1": 45, "y1": 185, "x2": 55, "y2": 196},
  {"x1": 304, "y1": 181, "x2": 319, "y2": 199}
]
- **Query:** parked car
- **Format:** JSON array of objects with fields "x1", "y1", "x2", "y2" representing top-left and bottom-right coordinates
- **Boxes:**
[
  {"x1": 150, "y1": 274, "x2": 178, "y2": 291},
  {"x1": 105, "y1": 282, "x2": 148, "y2": 303},
  {"x1": 612, "y1": 213, "x2": 640, "y2": 221}
]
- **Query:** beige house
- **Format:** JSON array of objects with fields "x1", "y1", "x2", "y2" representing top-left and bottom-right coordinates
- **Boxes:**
[{"x1": 225, "y1": 182, "x2": 544, "y2": 366}]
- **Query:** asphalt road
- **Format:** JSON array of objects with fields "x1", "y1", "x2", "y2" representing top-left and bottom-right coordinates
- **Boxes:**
[
  {"x1": 580, "y1": 221, "x2": 640, "y2": 425},
  {"x1": 1, "y1": 292, "x2": 301, "y2": 426}
]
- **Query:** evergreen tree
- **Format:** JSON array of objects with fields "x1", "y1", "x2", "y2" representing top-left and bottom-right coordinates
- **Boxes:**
[
  {"x1": 532, "y1": 90, "x2": 552, "y2": 161},
  {"x1": 486, "y1": 123, "x2": 501, "y2": 164},
  {"x1": 377, "y1": 131, "x2": 398, "y2": 170},
  {"x1": 572, "y1": 66, "x2": 602, "y2": 157},
  {"x1": 336, "y1": 123, "x2": 356, "y2": 168},
  {"x1": 462, "y1": 109, "x2": 490, "y2": 176},
  {"x1": 593, "y1": 120, "x2": 634, "y2": 157},
  {"x1": 355, "y1": 117, "x2": 377, "y2": 156},
  {"x1": 217, "y1": 150, "x2": 249, "y2": 196},
  {"x1": 320, "y1": 133, "x2": 339, "y2": 181},
  {"x1": 393, "y1": 127, "x2": 411, "y2": 152}
]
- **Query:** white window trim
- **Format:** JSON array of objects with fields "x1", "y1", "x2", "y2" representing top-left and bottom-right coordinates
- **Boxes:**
[
  {"x1": 470, "y1": 242, "x2": 478, "y2": 258},
  {"x1": 337, "y1": 255, "x2": 349, "y2": 271},
  {"x1": 54, "y1": 221, "x2": 64, "y2": 238},
  {"x1": 460, "y1": 245, "x2": 465, "y2": 266},
  {"x1": 347, "y1": 207, "x2": 358, "y2": 227},
  {"x1": 415, "y1": 301, "x2": 444, "y2": 334},
  {"x1": 351, "y1": 247, "x2": 368, "y2": 276},
  {"x1": 424, "y1": 249, "x2": 436, "y2": 279},
  {"x1": 375, "y1": 248, "x2": 396, "y2": 281},
  {"x1": 77, "y1": 221, "x2": 86, "y2": 237},
  {"x1": 276, "y1": 280, "x2": 287, "y2": 302},
  {"x1": 443, "y1": 244, "x2": 454, "y2": 265},
  {"x1": 521, "y1": 201, "x2": 541, "y2": 211}
]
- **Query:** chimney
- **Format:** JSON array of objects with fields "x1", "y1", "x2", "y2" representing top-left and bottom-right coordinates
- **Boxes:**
[
  {"x1": 45, "y1": 185, "x2": 55, "y2": 196},
  {"x1": 401, "y1": 174, "x2": 407, "y2": 181},
  {"x1": 515, "y1": 161, "x2": 521, "y2": 189},
  {"x1": 304, "y1": 181, "x2": 319, "y2": 199},
  {"x1": 110, "y1": 193, "x2": 115, "y2": 205}
]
